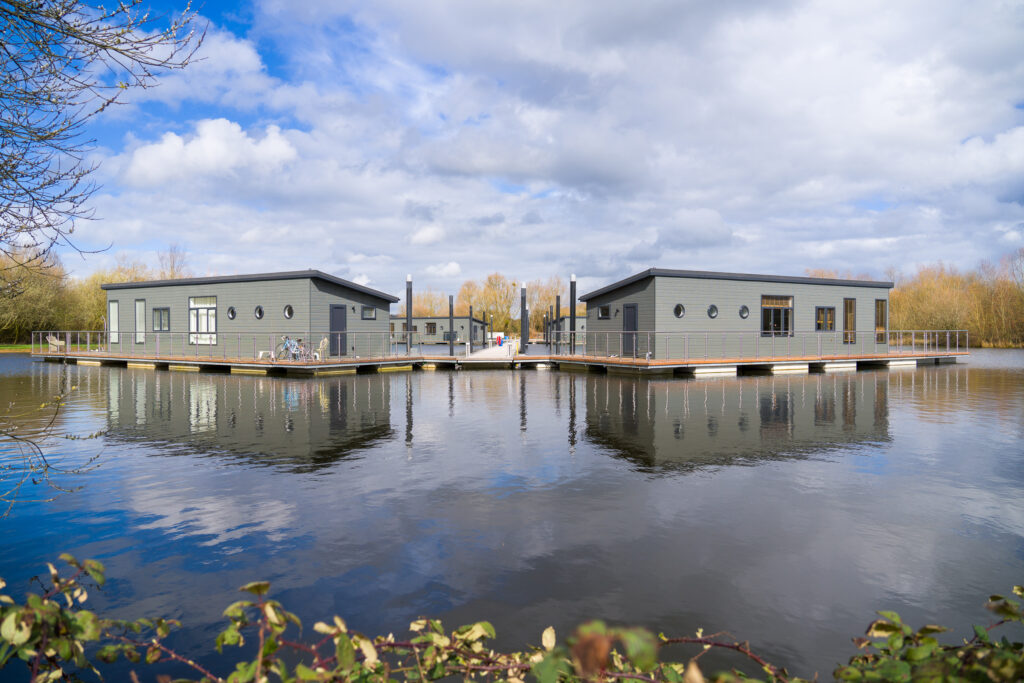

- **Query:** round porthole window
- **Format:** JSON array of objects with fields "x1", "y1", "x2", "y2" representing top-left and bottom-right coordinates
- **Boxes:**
[
  {"x1": 673, "y1": 304, "x2": 685, "y2": 318},
  {"x1": 739, "y1": 305, "x2": 749, "y2": 319},
  {"x1": 283, "y1": 304, "x2": 294, "y2": 319},
  {"x1": 254, "y1": 305, "x2": 264, "y2": 320},
  {"x1": 227, "y1": 306, "x2": 236, "y2": 320},
  {"x1": 707, "y1": 305, "x2": 719, "y2": 319}
]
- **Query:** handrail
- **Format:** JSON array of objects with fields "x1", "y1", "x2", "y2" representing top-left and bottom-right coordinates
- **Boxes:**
[{"x1": 29, "y1": 329, "x2": 968, "y2": 364}]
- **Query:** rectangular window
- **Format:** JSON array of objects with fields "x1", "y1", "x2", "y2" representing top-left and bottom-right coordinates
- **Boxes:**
[
  {"x1": 875, "y1": 299, "x2": 887, "y2": 344},
  {"x1": 361, "y1": 305, "x2": 376, "y2": 320},
  {"x1": 426, "y1": 322, "x2": 437, "y2": 334},
  {"x1": 135, "y1": 299, "x2": 146, "y2": 344},
  {"x1": 189, "y1": 296, "x2": 217, "y2": 345},
  {"x1": 843, "y1": 298, "x2": 856, "y2": 344},
  {"x1": 761, "y1": 295, "x2": 794, "y2": 337},
  {"x1": 152, "y1": 308, "x2": 170, "y2": 332},
  {"x1": 390, "y1": 323, "x2": 395, "y2": 333},
  {"x1": 108, "y1": 300, "x2": 119, "y2": 344},
  {"x1": 815, "y1": 306, "x2": 835, "y2": 332},
  {"x1": 597, "y1": 305, "x2": 611, "y2": 320}
]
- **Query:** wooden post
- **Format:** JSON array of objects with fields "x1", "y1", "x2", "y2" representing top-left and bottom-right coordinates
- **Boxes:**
[
  {"x1": 468, "y1": 305, "x2": 474, "y2": 355},
  {"x1": 449, "y1": 295, "x2": 454, "y2": 357}
]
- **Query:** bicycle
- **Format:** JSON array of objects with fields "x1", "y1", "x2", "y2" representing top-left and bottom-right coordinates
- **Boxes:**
[{"x1": 275, "y1": 336, "x2": 314, "y2": 361}]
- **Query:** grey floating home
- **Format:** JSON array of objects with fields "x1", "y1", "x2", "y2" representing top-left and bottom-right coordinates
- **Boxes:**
[
  {"x1": 579, "y1": 268, "x2": 893, "y2": 362},
  {"x1": 101, "y1": 270, "x2": 399, "y2": 360},
  {"x1": 389, "y1": 315, "x2": 487, "y2": 344}
]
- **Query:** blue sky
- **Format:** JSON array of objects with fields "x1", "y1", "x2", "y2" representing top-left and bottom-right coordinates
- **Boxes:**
[{"x1": 66, "y1": 0, "x2": 1024, "y2": 298}]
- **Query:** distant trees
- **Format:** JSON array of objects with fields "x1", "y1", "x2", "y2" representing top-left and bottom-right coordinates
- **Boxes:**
[
  {"x1": 808, "y1": 251, "x2": 1024, "y2": 347},
  {"x1": 0, "y1": 245, "x2": 191, "y2": 343},
  {"x1": 888, "y1": 250, "x2": 1024, "y2": 347}
]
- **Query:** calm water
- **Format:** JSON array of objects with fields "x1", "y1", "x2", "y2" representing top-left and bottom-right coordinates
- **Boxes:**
[{"x1": 1, "y1": 351, "x2": 1022, "y2": 678}]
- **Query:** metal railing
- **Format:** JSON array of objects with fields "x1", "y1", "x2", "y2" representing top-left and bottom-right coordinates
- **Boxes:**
[
  {"x1": 547, "y1": 329, "x2": 968, "y2": 362},
  {"x1": 31, "y1": 328, "x2": 968, "y2": 364},
  {"x1": 32, "y1": 330, "x2": 397, "y2": 362}
]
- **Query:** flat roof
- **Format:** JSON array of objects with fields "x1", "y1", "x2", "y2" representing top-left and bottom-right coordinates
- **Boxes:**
[
  {"x1": 579, "y1": 268, "x2": 893, "y2": 301},
  {"x1": 101, "y1": 269, "x2": 400, "y2": 303}
]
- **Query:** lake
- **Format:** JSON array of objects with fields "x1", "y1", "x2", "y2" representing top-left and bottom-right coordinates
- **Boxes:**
[{"x1": 1, "y1": 350, "x2": 1022, "y2": 678}]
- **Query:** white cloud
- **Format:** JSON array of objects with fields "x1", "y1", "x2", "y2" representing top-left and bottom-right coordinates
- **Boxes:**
[
  {"x1": 410, "y1": 226, "x2": 444, "y2": 245},
  {"x1": 65, "y1": 0, "x2": 1024, "y2": 290},
  {"x1": 425, "y1": 261, "x2": 461, "y2": 278},
  {"x1": 121, "y1": 119, "x2": 297, "y2": 187}
]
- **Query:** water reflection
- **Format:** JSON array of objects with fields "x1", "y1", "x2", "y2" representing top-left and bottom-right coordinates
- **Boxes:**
[
  {"x1": 104, "y1": 368, "x2": 393, "y2": 471},
  {"x1": 583, "y1": 372, "x2": 892, "y2": 471},
  {"x1": 4, "y1": 355, "x2": 1021, "y2": 679}
]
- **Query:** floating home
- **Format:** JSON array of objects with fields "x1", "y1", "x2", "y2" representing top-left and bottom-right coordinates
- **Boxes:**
[
  {"x1": 102, "y1": 270, "x2": 399, "y2": 359},
  {"x1": 389, "y1": 315, "x2": 487, "y2": 344},
  {"x1": 579, "y1": 268, "x2": 892, "y2": 360}
]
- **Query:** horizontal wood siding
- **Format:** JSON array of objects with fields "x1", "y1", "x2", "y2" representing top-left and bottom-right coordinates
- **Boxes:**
[
  {"x1": 106, "y1": 279, "x2": 312, "y2": 358},
  {"x1": 584, "y1": 278, "x2": 655, "y2": 356},
  {"x1": 310, "y1": 279, "x2": 392, "y2": 358},
  {"x1": 652, "y1": 276, "x2": 890, "y2": 359},
  {"x1": 104, "y1": 277, "x2": 393, "y2": 359},
  {"x1": 389, "y1": 317, "x2": 486, "y2": 344}
]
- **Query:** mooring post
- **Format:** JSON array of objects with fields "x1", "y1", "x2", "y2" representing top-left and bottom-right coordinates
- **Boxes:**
[
  {"x1": 521, "y1": 286, "x2": 528, "y2": 351},
  {"x1": 569, "y1": 274, "x2": 576, "y2": 356},
  {"x1": 406, "y1": 274, "x2": 413, "y2": 356},
  {"x1": 468, "y1": 305, "x2": 474, "y2": 355},
  {"x1": 555, "y1": 295, "x2": 561, "y2": 354},
  {"x1": 448, "y1": 294, "x2": 454, "y2": 357},
  {"x1": 547, "y1": 305, "x2": 553, "y2": 348}
]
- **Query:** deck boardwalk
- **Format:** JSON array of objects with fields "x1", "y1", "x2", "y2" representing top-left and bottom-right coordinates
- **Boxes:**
[{"x1": 34, "y1": 345, "x2": 965, "y2": 376}]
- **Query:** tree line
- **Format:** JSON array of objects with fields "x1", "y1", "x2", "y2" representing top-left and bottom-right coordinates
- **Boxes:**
[
  {"x1": 0, "y1": 246, "x2": 191, "y2": 343},
  {"x1": 2, "y1": 249, "x2": 1022, "y2": 345},
  {"x1": 398, "y1": 273, "x2": 585, "y2": 337}
]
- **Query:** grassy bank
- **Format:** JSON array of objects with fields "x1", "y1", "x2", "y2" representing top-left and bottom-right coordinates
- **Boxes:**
[{"x1": 0, "y1": 344, "x2": 32, "y2": 353}]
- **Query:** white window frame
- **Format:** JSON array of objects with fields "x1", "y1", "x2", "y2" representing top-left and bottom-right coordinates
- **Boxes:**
[
  {"x1": 188, "y1": 296, "x2": 217, "y2": 345},
  {"x1": 108, "y1": 300, "x2": 120, "y2": 344}
]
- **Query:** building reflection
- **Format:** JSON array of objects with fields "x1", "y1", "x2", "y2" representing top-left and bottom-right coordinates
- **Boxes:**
[
  {"x1": 103, "y1": 368, "x2": 393, "y2": 471},
  {"x1": 582, "y1": 371, "x2": 895, "y2": 471}
]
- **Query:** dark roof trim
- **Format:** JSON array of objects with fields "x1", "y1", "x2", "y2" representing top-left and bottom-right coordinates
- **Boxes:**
[
  {"x1": 579, "y1": 268, "x2": 893, "y2": 301},
  {"x1": 101, "y1": 270, "x2": 400, "y2": 303}
]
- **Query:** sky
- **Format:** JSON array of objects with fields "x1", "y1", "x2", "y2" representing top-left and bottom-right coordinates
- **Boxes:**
[{"x1": 65, "y1": 0, "x2": 1024, "y2": 299}]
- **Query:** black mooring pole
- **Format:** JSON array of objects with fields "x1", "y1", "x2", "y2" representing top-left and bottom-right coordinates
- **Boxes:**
[
  {"x1": 570, "y1": 274, "x2": 577, "y2": 355},
  {"x1": 468, "y1": 305, "x2": 474, "y2": 355},
  {"x1": 548, "y1": 305, "x2": 553, "y2": 347},
  {"x1": 406, "y1": 274, "x2": 413, "y2": 356},
  {"x1": 448, "y1": 294, "x2": 454, "y2": 357},
  {"x1": 521, "y1": 286, "x2": 528, "y2": 351},
  {"x1": 555, "y1": 294, "x2": 561, "y2": 354}
]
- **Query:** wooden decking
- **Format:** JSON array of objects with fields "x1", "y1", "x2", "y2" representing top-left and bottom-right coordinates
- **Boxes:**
[{"x1": 33, "y1": 346, "x2": 967, "y2": 376}]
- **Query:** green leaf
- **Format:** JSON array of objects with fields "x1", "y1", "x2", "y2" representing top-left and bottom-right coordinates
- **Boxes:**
[
  {"x1": 532, "y1": 652, "x2": 570, "y2": 683},
  {"x1": 239, "y1": 581, "x2": 271, "y2": 597},
  {"x1": 618, "y1": 628, "x2": 658, "y2": 672},
  {"x1": 295, "y1": 663, "x2": 322, "y2": 680},
  {"x1": 906, "y1": 644, "x2": 936, "y2": 661},
  {"x1": 2, "y1": 612, "x2": 32, "y2": 647},
  {"x1": 336, "y1": 635, "x2": 356, "y2": 672}
]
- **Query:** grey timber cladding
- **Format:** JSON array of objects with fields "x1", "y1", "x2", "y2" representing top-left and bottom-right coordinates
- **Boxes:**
[
  {"x1": 388, "y1": 316, "x2": 487, "y2": 343},
  {"x1": 103, "y1": 272, "x2": 395, "y2": 359},
  {"x1": 580, "y1": 269, "x2": 891, "y2": 359}
]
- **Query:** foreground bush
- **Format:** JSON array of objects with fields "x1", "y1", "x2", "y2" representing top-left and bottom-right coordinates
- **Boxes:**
[{"x1": 1, "y1": 556, "x2": 1022, "y2": 682}]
